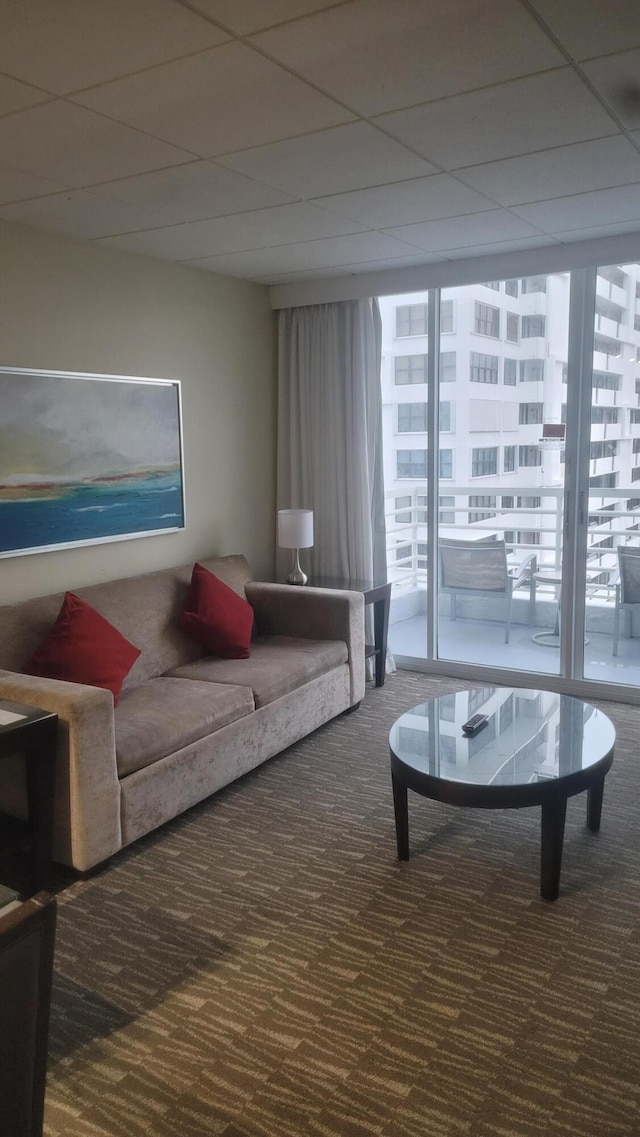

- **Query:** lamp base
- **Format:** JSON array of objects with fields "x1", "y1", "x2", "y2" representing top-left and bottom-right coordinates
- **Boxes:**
[{"x1": 286, "y1": 549, "x2": 308, "y2": 585}]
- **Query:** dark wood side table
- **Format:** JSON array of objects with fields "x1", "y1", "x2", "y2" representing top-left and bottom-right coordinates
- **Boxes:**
[
  {"x1": 0, "y1": 700, "x2": 58, "y2": 897},
  {"x1": 311, "y1": 576, "x2": 392, "y2": 687}
]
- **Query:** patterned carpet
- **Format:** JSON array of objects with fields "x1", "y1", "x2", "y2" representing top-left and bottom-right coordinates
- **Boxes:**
[{"x1": 45, "y1": 672, "x2": 640, "y2": 1137}]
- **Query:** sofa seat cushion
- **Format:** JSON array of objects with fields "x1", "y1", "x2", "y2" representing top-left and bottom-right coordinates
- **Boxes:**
[
  {"x1": 167, "y1": 635, "x2": 348, "y2": 708},
  {"x1": 115, "y1": 677, "x2": 254, "y2": 777}
]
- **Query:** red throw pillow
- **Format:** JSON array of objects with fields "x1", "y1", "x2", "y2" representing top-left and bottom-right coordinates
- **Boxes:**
[
  {"x1": 180, "y1": 562, "x2": 253, "y2": 658},
  {"x1": 22, "y1": 592, "x2": 141, "y2": 703}
]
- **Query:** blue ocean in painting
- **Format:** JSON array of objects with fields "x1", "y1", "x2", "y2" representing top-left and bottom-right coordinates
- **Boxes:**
[{"x1": 0, "y1": 470, "x2": 184, "y2": 554}]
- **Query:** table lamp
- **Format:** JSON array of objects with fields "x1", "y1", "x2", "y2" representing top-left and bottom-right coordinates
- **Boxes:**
[{"x1": 278, "y1": 509, "x2": 314, "y2": 585}]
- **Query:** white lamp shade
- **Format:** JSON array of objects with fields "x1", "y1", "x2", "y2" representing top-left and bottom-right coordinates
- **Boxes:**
[{"x1": 278, "y1": 509, "x2": 314, "y2": 549}]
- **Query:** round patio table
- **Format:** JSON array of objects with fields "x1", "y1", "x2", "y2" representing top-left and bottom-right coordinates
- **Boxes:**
[{"x1": 389, "y1": 687, "x2": 615, "y2": 900}]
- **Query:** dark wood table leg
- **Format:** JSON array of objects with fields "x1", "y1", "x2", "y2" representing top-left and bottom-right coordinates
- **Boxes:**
[
  {"x1": 24, "y1": 719, "x2": 58, "y2": 894},
  {"x1": 373, "y1": 585, "x2": 391, "y2": 688},
  {"x1": 540, "y1": 793, "x2": 568, "y2": 901},
  {"x1": 586, "y1": 777, "x2": 605, "y2": 832},
  {"x1": 391, "y1": 771, "x2": 409, "y2": 860}
]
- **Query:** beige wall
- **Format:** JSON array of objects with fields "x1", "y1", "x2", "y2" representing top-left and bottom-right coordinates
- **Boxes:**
[{"x1": 0, "y1": 220, "x2": 277, "y2": 604}]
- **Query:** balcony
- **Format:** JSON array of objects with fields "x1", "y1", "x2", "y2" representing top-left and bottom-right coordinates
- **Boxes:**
[{"x1": 385, "y1": 486, "x2": 640, "y2": 685}]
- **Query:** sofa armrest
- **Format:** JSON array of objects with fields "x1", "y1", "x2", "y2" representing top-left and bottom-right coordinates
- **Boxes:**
[
  {"x1": 245, "y1": 582, "x2": 365, "y2": 705},
  {"x1": 0, "y1": 670, "x2": 121, "y2": 872}
]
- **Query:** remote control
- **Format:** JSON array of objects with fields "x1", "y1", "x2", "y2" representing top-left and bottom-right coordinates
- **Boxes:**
[{"x1": 462, "y1": 713, "x2": 489, "y2": 736}]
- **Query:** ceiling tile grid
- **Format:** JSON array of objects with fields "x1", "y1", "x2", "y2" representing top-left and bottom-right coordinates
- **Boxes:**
[{"x1": 0, "y1": 0, "x2": 638, "y2": 282}]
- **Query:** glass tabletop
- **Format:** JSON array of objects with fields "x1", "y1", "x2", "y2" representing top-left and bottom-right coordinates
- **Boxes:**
[{"x1": 389, "y1": 687, "x2": 615, "y2": 787}]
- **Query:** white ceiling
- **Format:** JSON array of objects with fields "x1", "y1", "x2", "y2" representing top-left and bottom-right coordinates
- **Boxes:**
[{"x1": 2, "y1": 0, "x2": 640, "y2": 286}]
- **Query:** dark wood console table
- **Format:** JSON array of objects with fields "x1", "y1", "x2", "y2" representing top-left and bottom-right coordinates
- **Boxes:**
[
  {"x1": 311, "y1": 576, "x2": 391, "y2": 687},
  {"x1": 0, "y1": 700, "x2": 58, "y2": 896}
]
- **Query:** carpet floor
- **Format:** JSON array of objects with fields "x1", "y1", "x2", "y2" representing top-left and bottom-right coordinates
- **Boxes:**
[{"x1": 44, "y1": 672, "x2": 640, "y2": 1137}]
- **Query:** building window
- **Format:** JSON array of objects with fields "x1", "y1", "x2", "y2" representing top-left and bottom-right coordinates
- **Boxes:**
[
  {"x1": 590, "y1": 440, "x2": 618, "y2": 460},
  {"x1": 417, "y1": 542, "x2": 428, "y2": 569},
  {"x1": 470, "y1": 352, "x2": 499, "y2": 383},
  {"x1": 440, "y1": 299, "x2": 454, "y2": 334},
  {"x1": 439, "y1": 496, "x2": 455, "y2": 524},
  {"x1": 520, "y1": 359, "x2": 544, "y2": 383},
  {"x1": 395, "y1": 544, "x2": 412, "y2": 562},
  {"x1": 483, "y1": 281, "x2": 500, "y2": 291},
  {"x1": 394, "y1": 495, "x2": 411, "y2": 522},
  {"x1": 599, "y1": 266, "x2": 627, "y2": 289},
  {"x1": 503, "y1": 445, "x2": 516, "y2": 473},
  {"x1": 439, "y1": 401, "x2": 452, "y2": 432},
  {"x1": 504, "y1": 358, "x2": 517, "y2": 386},
  {"x1": 472, "y1": 447, "x2": 498, "y2": 477},
  {"x1": 591, "y1": 406, "x2": 619, "y2": 424},
  {"x1": 521, "y1": 276, "x2": 547, "y2": 293},
  {"x1": 593, "y1": 371, "x2": 621, "y2": 391},
  {"x1": 395, "y1": 354, "x2": 427, "y2": 384},
  {"x1": 633, "y1": 438, "x2": 640, "y2": 454},
  {"x1": 439, "y1": 449, "x2": 453, "y2": 479},
  {"x1": 506, "y1": 312, "x2": 519, "y2": 342},
  {"x1": 501, "y1": 496, "x2": 514, "y2": 508},
  {"x1": 591, "y1": 473, "x2": 618, "y2": 488},
  {"x1": 505, "y1": 279, "x2": 519, "y2": 297},
  {"x1": 468, "y1": 495, "x2": 497, "y2": 523},
  {"x1": 440, "y1": 350, "x2": 456, "y2": 382},
  {"x1": 630, "y1": 409, "x2": 640, "y2": 424},
  {"x1": 519, "y1": 402, "x2": 544, "y2": 425},
  {"x1": 474, "y1": 302, "x2": 499, "y2": 338},
  {"x1": 396, "y1": 304, "x2": 428, "y2": 337},
  {"x1": 519, "y1": 445, "x2": 542, "y2": 467},
  {"x1": 417, "y1": 493, "x2": 427, "y2": 523},
  {"x1": 397, "y1": 449, "x2": 427, "y2": 478},
  {"x1": 398, "y1": 403, "x2": 427, "y2": 432},
  {"x1": 594, "y1": 335, "x2": 622, "y2": 358},
  {"x1": 522, "y1": 314, "x2": 546, "y2": 338},
  {"x1": 518, "y1": 531, "x2": 541, "y2": 546}
]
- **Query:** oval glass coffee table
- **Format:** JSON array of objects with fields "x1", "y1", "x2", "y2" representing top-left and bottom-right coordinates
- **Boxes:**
[{"x1": 389, "y1": 687, "x2": 615, "y2": 901}]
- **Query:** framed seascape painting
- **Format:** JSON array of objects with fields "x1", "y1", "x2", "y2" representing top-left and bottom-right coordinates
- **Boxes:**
[{"x1": 0, "y1": 367, "x2": 185, "y2": 558}]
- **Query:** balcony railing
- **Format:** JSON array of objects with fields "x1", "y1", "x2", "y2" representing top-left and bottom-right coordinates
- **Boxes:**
[{"x1": 385, "y1": 484, "x2": 640, "y2": 610}]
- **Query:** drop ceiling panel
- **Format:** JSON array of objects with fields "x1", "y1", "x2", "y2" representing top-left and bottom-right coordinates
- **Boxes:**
[
  {"x1": 318, "y1": 174, "x2": 496, "y2": 229},
  {"x1": 0, "y1": 74, "x2": 52, "y2": 116},
  {"x1": 1, "y1": 3, "x2": 639, "y2": 285},
  {"x1": 74, "y1": 41, "x2": 355, "y2": 158},
  {"x1": 0, "y1": 101, "x2": 191, "y2": 184},
  {"x1": 383, "y1": 210, "x2": 543, "y2": 252},
  {"x1": 438, "y1": 235, "x2": 560, "y2": 260},
  {"x1": 512, "y1": 184, "x2": 640, "y2": 234},
  {"x1": 252, "y1": 0, "x2": 564, "y2": 116},
  {"x1": 184, "y1": 230, "x2": 426, "y2": 277},
  {"x1": 98, "y1": 201, "x2": 366, "y2": 260},
  {"x1": 0, "y1": 0, "x2": 228, "y2": 94},
  {"x1": 456, "y1": 136, "x2": 640, "y2": 207},
  {"x1": 92, "y1": 161, "x2": 294, "y2": 222},
  {"x1": 0, "y1": 190, "x2": 168, "y2": 240},
  {"x1": 377, "y1": 69, "x2": 618, "y2": 171},
  {"x1": 0, "y1": 165, "x2": 64, "y2": 205},
  {"x1": 582, "y1": 50, "x2": 640, "y2": 130},
  {"x1": 217, "y1": 122, "x2": 437, "y2": 198},
  {"x1": 529, "y1": 0, "x2": 640, "y2": 60},
  {"x1": 189, "y1": 0, "x2": 336, "y2": 35}
]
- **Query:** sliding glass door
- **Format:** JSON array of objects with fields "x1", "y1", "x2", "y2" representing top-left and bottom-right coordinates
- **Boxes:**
[{"x1": 381, "y1": 262, "x2": 640, "y2": 696}]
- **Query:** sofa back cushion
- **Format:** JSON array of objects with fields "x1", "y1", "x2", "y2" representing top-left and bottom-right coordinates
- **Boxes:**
[{"x1": 0, "y1": 555, "x2": 252, "y2": 690}]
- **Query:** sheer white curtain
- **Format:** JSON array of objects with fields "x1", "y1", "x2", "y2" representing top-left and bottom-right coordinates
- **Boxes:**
[{"x1": 277, "y1": 298, "x2": 386, "y2": 583}]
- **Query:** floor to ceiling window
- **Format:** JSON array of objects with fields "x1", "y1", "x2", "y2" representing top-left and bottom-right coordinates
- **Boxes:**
[{"x1": 379, "y1": 262, "x2": 640, "y2": 698}]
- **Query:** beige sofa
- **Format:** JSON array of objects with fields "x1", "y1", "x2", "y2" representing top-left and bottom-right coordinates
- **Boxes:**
[{"x1": 0, "y1": 555, "x2": 365, "y2": 872}]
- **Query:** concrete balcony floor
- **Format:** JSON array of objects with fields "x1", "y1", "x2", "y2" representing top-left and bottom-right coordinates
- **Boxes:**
[{"x1": 389, "y1": 610, "x2": 640, "y2": 688}]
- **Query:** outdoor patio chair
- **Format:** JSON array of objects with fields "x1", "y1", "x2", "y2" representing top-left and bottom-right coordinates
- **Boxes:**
[
  {"x1": 612, "y1": 544, "x2": 640, "y2": 655},
  {"x1": 439, "y1": 538, "x2": 537, "y2": 644}
]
